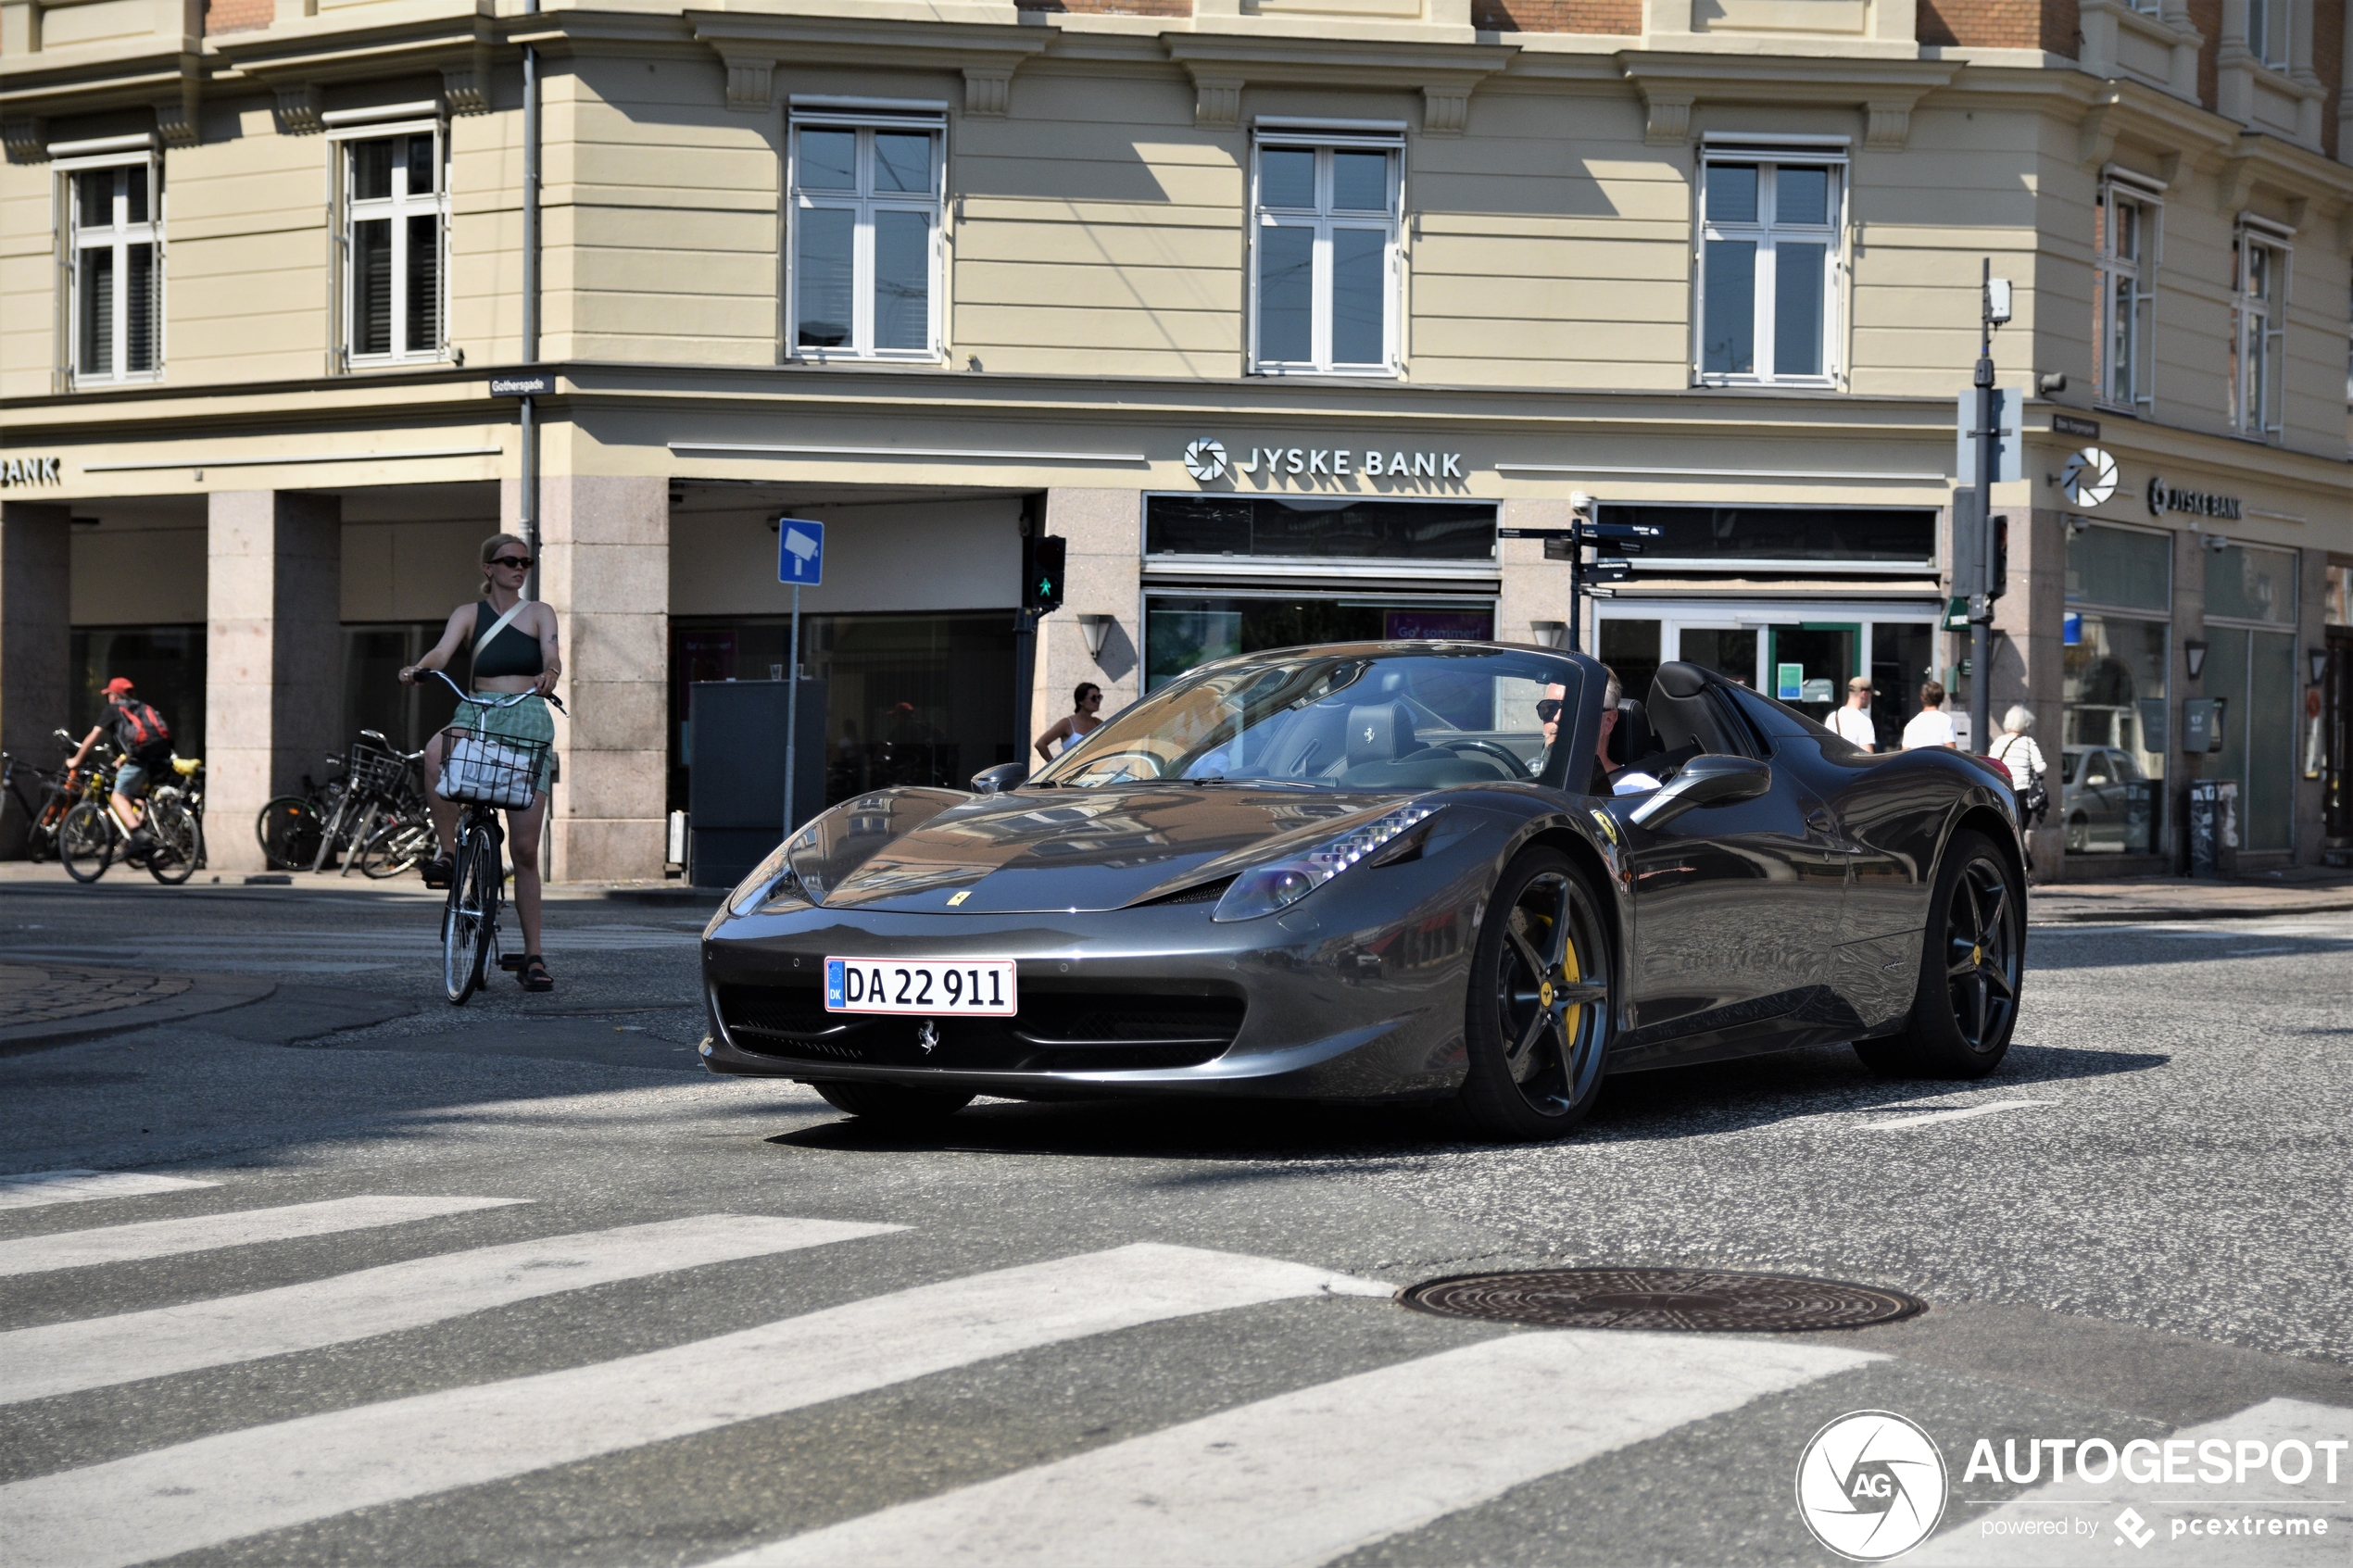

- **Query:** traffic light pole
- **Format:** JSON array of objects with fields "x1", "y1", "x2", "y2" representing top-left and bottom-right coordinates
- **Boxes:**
[
  {"x1": 783, "y1": 582, "x2": 801, "y2": 838},
  {"x1": 1971, "y1": 257, "x2": 1996, "y2": 758}
]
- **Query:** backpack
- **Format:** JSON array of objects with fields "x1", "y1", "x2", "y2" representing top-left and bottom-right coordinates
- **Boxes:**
[{"x1": 115, "y1": 699, "x2": 173, "y2": 765}]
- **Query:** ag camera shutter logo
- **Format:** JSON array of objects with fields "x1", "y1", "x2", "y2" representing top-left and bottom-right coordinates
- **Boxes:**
[
  {"x1": 2059, "y1": 446, "x2": 2117, "y2": 509},
  {"x1": 1796, "y1": 1411, "x2": 1948, "y2": 1562},
  {"x1": 1182, "y1": 437, "x2": 1229, "y2": 484}
]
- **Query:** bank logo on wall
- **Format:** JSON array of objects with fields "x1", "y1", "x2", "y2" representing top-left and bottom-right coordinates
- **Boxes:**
[
  {"x1": 1183, "y1": 437, "x2": 1229, "y2": 484},
  {"x1": 1795, "y1": 1410, "x2": 1948, "y2": 1562},
  {"x1": 2059, "y1": 446, "x2": 2116, "y2": 509}
]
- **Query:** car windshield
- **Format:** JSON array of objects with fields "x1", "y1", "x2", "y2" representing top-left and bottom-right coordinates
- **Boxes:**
[
  {"x1": 2060, "y1": 750, "x2": 2081, "y2": 785},
  {"x1": 1031, "y1": 646, "x2": 1579, "y2": 793}
]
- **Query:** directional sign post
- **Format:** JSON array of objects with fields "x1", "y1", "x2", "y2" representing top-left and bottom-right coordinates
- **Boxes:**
[
  {"x1": 776, "y1": 520, "x2": 824, "y2": 837},
  {"x1": 1501, "y1": 520, "x2": 1658, "y2": 651}
]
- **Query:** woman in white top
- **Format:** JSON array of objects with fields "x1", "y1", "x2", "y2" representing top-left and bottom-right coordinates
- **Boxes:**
[
  {"x1": 1034, "y1": 683, "x2": 1105, "y2": 762},
  {"x1": 1991, "y1": 705, "x2": 2047, "y2": 797},
  {"x1": 1827, "y1": 675, "x2": 1878, "y2": 750}
]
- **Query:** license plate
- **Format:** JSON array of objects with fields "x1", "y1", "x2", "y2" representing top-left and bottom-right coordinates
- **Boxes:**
[{"x1": 824, "y1": 958, "x2": 1017, "y2": 1016}]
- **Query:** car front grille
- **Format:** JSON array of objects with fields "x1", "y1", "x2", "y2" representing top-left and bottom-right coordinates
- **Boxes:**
[{"x1": 713, "y1": 982, "x2": 1244, "y2": 1073}]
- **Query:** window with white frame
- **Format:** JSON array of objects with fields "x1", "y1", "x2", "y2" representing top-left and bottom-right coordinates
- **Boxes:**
[
  {"x1": 1695, "y1": 153, "x2": 1843, "y2": 385},
  {"x1": 1251, "y1": 130, "x2": 1401, "y2": 376},
  {"x1": 66, "y1": 157, "x2": 161, "y2": 385},
  {"x1": 789, "y1": 109, "x2": 944, "y2": 360},
  {"x1": 338, "y1": 130, "x2": 447, "y2": 366},
  {"x1": 2232, "y1": 222, "x2": 2289, "y2": 440},
  {"x1": 2094, "y1": 178, "x2": 2158, "y2": 412},
  {"x1": 2247, "y1": 0, "x2": 2291, "y2": 69}
]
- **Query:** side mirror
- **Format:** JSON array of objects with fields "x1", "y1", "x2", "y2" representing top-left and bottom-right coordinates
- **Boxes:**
[
  {"x1": 1629, "y1": 754, "x2": 1771, "y2": 828},
  {"x1": 970, "y1": 761, "x2": 1029, "y2": 796}
]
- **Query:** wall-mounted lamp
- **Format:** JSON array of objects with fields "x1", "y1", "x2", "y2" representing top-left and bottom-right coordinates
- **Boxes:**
[
  {"x1": 2065, "y1": 515, "x2": 2092, "y2": 535},
  {"x1": 2183, "y1": 639, "x2": 2208, "y2": 680},
  {"x1": 1077, "y1": 613, "x2": 1114, "y2": 661},
  {"x1": 2205, "y1": 533, "x2": 2233, "y2": 554},
  {"x1": 1567, "y1": 492, "x2": 1593, "y2": 518},
  {"x1": 2311, "y1": 648, "x2": 2330, "y2": 686},
  {"x1": 1529, "y1": 621, "x2": 1568, "y2": 650}
]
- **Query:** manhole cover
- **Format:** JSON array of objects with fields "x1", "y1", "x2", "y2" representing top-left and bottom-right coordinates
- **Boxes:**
[{"x1": 1400, "y1": 1268, "x2": 1923, "y2": 1333}]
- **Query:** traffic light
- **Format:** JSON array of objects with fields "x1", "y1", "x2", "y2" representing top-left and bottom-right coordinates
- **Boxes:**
[
  {"x1": 1987, "y1": 512, "x2": 2008, "y2": 599},
  {"x1": 1024, "y1": 535, "x2": 1066, "y2": 615}
]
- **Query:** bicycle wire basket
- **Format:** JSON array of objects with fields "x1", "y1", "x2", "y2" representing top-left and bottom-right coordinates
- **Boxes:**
[
  {"x1": 434, "y1": 726, "x2": 546, "y2": 809},
  {"x1": 346, "y1": 739, "x2": 409, "y2": 798}
]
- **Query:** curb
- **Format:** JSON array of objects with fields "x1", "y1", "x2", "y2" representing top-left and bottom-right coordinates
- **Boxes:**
[
  {"x1": 2029, "y1": 898, "x2": 2353, "y2": 924},
  {"x1": 0, "y1": 967, "x2": 277, "y2": 1057}
]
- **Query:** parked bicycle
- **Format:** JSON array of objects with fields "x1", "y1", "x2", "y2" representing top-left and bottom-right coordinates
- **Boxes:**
[
  {"x1": 58, "y1": 751, "x2": 205, "y2": 884},
  {"x1": 419, "y1": 671, "x2": 565, "y2": 1004},
  {"x1": 0, "y1": 732, "x2": 82, "y2": 861},
  {"x1": 255, "y1": 751, "x2": 352, "y2": 871}
]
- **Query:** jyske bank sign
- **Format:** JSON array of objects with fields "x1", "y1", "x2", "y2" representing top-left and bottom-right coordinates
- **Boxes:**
[{"x1": 1182, "y1": 436, "x2": 1464, "y2": 486}]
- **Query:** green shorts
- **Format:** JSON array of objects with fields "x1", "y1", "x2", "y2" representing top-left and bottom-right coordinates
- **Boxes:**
[{"x1": 456, "y1": 694, "x2": 555, "y2": 797}]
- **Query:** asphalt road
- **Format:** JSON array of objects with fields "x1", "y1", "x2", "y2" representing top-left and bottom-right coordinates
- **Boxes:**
[{"x1": 1, "y1": 876, "x2": 2348, "y2": 1568}]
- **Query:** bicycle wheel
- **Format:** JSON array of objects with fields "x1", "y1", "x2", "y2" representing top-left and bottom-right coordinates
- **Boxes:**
[
  {"x1": 59, "y1": 801, "x2": 114, "y2": 884},
  {"x1": 444, "y1": 833, "x2": 497, "y2": 1004},
  {"x1": 359, "y1": 817, "x2": 432, "y2": 880},
  {"x1": 257, "y1": 797, "x2": 322, "y2": 871},
  {"x1": 145, "y1": 792, "x2": 202, "y2": 885}
]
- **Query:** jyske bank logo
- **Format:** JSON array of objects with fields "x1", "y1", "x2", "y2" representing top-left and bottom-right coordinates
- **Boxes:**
[
  {"x1": 1182, "y1": 437, "x2": 1229, "y2": 483},
  {"x1": 1796, "y1": 1411, "x2": 1948, "y2": 1562}
]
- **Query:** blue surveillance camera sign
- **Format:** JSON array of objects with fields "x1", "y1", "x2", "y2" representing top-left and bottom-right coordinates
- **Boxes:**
[{"x1": 777, "y1": 520, "x2": 824, "y2": 586}]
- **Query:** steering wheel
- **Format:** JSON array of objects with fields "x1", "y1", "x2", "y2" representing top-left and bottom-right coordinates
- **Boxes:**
[{"x1": 1439, "y1": 739, "x2": 1533, "y2": 779}]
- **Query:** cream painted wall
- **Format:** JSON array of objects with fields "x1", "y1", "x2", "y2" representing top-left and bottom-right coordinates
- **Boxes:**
[
  {"x1": 164, "y1": 97, "x2": 334, "y2": 385},
  {"x1": 671, "y1": 496, "x2": 1023, "y2": 618},
  {"x1": 340, "y1": 521, "x2": 492, "y2": 622},
  {"x1": 70, "y1": 523, "x2": 207, "y2": 623}
]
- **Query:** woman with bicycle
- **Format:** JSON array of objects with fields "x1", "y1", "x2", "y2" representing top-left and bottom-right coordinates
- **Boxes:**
[{"x1": 399, "y1": 533, "x2": 561, "y2": 994}]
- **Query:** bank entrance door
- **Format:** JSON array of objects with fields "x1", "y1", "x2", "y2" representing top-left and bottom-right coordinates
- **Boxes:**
[{"x1": 1597, "y1": 605, "x2": 1937, "y2": 750}]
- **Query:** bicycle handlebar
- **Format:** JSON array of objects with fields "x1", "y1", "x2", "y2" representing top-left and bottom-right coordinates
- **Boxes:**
[{"x1": 414, "y1": 668, "x2": 567, "y2": 714}]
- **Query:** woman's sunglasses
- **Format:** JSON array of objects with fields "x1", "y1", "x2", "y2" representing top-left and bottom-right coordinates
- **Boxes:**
[
  {"x1": 1535, "y1": 699, "x2": 1565, "y2": 722},
  {"x1": 489, "y1": 555, "x2": 534, "y2": 571}
]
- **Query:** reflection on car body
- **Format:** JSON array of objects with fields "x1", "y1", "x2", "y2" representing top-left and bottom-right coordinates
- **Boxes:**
[{"x1": 700, "y1": 641, "x2": 2029, "y2": 1141}]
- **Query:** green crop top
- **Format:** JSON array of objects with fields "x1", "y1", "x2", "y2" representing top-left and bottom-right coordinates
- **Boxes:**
[{"x1": 472, "y1": 600, "x2": 545, "y2": 680}]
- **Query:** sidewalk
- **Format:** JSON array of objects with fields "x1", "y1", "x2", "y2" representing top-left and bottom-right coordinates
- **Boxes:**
[
  {"x1": 2032, "y1": 869, "x2": 2353, "y2": 923},
  {"x1": 0, "y1": 859, "x2": 717, "y2": 906},
  {"x1": 0, "y1": 963, "x2": 275, "y2": 1054}
]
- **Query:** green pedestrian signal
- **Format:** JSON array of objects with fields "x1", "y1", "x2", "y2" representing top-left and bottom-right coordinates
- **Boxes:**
[{"x1": 1024, "y1": 535, "x2": 1066, "y2": 615}]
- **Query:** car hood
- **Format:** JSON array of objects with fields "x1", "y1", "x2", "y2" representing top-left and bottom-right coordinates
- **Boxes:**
[{"x1": 791, "y1": 785, "x2": 1398, "y2": 914}]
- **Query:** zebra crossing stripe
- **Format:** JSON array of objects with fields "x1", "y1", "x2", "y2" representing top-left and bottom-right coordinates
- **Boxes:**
[
  {"x1": 0, "y1": 1243, "x2": 1387, "y2": 1568},
  {"x1": 0, "y1": 1215, "x2": 900, "y2": 1406},
  {"x1": 711, "y1": 1329, "x2": 1880, "y2": 1568},
  {"x1": 0, "y1": 1171, "x2": 218, "y2": 1211},
  {"x1": 1909, "y1": 1398, "x2": 2353, "y2": 1565},
  {"x1": 0, "y1": 1196, "x2": 526, "y2": 1279}
]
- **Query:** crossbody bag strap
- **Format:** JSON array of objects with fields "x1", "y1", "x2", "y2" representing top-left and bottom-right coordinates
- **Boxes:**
[{"x1": 473, "y1": 597, "x2": 534, "y2": 656}]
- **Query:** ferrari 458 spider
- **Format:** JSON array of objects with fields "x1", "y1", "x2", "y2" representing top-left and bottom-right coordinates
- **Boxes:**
[{"x1": 699, "y1": 641, "x2": 2025, "y2": 1140}]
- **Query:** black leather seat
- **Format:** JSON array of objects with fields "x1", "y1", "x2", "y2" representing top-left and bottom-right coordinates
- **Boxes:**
[{"x1": 1345, "y1": 702, "x2": 1419, "y2": 768}]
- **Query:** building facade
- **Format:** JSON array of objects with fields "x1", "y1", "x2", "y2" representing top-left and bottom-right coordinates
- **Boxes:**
[{"x1": 5, "y1": 0, "x2": 2351, "y2": 879}]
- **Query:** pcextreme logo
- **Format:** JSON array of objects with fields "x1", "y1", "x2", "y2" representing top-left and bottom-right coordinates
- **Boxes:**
[{"x1": 1797, "y1": 1411, "x2": 1950, "y2": 1562}]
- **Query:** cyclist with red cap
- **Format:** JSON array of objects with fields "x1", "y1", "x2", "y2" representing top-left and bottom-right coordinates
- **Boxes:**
[{"x1": 66, "y1": 677, "x2": 175, "y2": 859}]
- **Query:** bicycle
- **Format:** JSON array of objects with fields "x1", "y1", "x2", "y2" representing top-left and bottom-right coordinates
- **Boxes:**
[
  {"x1": 255, "y1": 751, "x2": 352, "y2": 871},
  {"x1": 0, "y1": 734, "x2": 80, "y2": 861},
  {"x1": 418, "y1": 671, "x2": 564, "y2": 1004},
  {"x1": 308, "y1": 731, "x2": 414, "y2": 875},
  {"x1": 58, "y1": 753, "x2": 204, "y2": 884}
]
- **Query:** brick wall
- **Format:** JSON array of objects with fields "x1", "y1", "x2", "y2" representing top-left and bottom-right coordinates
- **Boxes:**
[
  {"x1": 1469, "y1": 0, "x2": 1642, "y2": 31},
  {"x1": 1917, "y1": 0, "x2": 2078, "y2": 55},
  {"x1": 204, "y1": 0, "x2": 274, "y2": 33},
  {"x1": 2185, "y1": 0, "x2": 2221, "y2": 105}
]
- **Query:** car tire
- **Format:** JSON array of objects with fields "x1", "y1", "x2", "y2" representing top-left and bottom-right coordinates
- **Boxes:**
[
  {"x1": 1459, "y1": 847, "x2": 1614, "y2": 1142},
  {"x1": 1854, "y1": 829, "x2": 2023, "y2": 1080},
  {"x1": 812, "y1": 1081, "x2": 975, "y2": 1123}
]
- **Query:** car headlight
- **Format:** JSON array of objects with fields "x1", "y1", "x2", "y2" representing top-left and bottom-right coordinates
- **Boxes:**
[
  {"x1": 726, "y1": 839, "x2": 812, "y2": 916},
  {"x1": 1211, "y1": 804, "x2": 1439, "y2": 922}
]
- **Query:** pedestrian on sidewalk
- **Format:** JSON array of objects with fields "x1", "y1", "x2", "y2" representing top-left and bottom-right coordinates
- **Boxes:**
[
  {"x1": 1991, "y1": 705, "x2": 2049, "y2": 826},
  {"x1": 1828, "y1": 676, "x2": 1878, "y2": 751},
  {"x1": 1034, "y1": 683, "x2": 1105, "y2": 762},
  {"x1": 1901, "y1": 681, "x2": 1958, "y2": 751}
]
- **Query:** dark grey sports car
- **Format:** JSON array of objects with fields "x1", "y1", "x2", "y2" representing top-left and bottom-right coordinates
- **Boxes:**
[{"x1": 699, "y1": 642, "x2": 2026, "y2": 1140}]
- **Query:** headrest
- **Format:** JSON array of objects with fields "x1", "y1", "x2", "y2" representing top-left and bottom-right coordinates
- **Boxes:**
[
  {"x1": 1654, "y1": 662, "x2": 1709, "y2": 698},
  {"x1": 1345, "y1": 702, "x2": 1416, "y2": 767}
]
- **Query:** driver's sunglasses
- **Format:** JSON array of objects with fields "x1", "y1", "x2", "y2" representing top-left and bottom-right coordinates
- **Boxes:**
[
  {"x1": 489, "y1": 555, "x2": 534, "y2": 571},
  {"x1": 1535, "y1": 699, "x2": 1565, "y2": 722}
]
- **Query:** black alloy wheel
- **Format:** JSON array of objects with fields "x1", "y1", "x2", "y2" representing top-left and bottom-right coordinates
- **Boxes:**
[
  {"x1": 812, "y1": 1081, "x2": 976, "y2": 1123},
  {"x1": 1855, "y1": 829, "x2": 2023, "y2": 1079},
  {"x1": 59, "y1": 801, "x2": 115, "y2": 884},
  {"x1": 1460, "y1": 847, "x2": 1614, "y2": 1141}
]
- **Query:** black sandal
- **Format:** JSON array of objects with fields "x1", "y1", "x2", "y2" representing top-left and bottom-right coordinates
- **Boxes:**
[
  {"x1": 519, "y1": 955, "x2": 554, "y2": 993},
  {"x1": 421, "y1": 854, "x2": 454, "y2": 889}
]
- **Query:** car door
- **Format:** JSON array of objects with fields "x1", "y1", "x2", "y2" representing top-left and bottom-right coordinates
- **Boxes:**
[{"x1": 1614, "y1": 670, "x2": 1847, "y2": 1062}]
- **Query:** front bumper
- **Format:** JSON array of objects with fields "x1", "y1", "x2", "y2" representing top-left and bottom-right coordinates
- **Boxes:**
[{"x1": 698, "y1": 856, "x2": 1491, "y2": 1103}]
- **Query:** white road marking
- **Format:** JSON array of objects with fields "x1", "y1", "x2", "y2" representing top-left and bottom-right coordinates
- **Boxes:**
[
  {"x1": 0, "y1": 1215, "x2": 899, "y2": 1406},
  {"x1": 0, "y1": 1244, "x2": 1388, "y2": 1568},
  {"x1": 0, "y1": 1196, "x2": 525, "y2": 1279},
  {"x1": 1912, "y1": 1398, "x2": 2353, "y2": 1564},
  {"x1": 1856, "y1": 1100, "x2": 2056, "y2": 1132},
  {"x1": 712, "y1": 1331, "x2": 1880, "y2": 1568},
  {"x1": 0, "y1": 1171, "x2": 217, "y2": 1211}
]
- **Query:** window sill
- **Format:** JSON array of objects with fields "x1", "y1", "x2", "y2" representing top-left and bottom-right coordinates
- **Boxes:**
[
  {"x1": 346, "y1": 356, "x2": 450, "y2": 372},
  {"x1": 69, "y1": 372, "x2": 164, "y2": 391},
  {"x1": 1248, "y1": 368, "x2": 1404, "y2": 381},
  {"x1": 1691, "y1": 376, "x2": 1842, "y2": 392},
  {"x1": 791, "y1": 351, "x2": 947, "y2": 367},
  {"x1": 2091, "y1": 400, "x2": 2144, "y2": 419}
]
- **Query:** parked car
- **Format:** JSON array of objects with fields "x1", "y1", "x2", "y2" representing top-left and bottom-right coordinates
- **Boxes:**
[{"x1": 2060, "y1": 745, "x2": 2151, "y2": 853}]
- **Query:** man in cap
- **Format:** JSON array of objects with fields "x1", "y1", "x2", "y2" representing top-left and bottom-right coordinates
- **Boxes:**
[
  {"x1": 66, "y1": 677, "x2": 175, "y2": 853},
  {"x1": 1828, "y1": 675, "x2": 1878, "y2": 751}
]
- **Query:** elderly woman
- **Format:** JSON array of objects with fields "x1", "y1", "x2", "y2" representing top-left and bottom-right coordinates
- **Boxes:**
[{"x1": 1990, "y1": 705, "x2": 2049, "y2": 826}]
